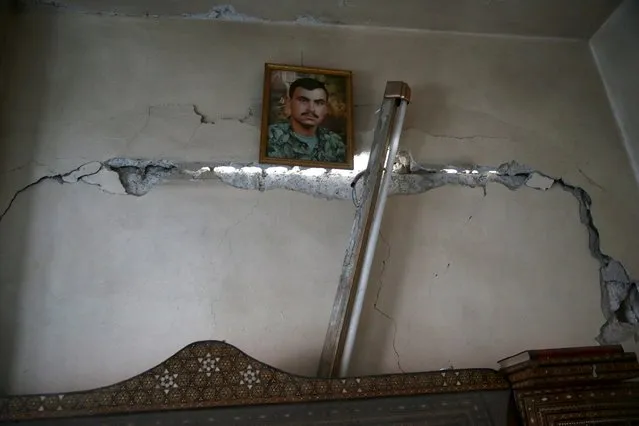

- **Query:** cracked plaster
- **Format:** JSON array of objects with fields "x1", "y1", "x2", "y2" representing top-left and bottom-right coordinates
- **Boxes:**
[
  {"x1": 372, "y1": 232, "x2": 404, "y2": 373},
  {"x1": 1, "y1": 154, "x2": 637, "y2": 345},
  {"x1": 21, "y1": 0, "x2": 622, "y2": 39},
  {"x1": 24, "y1": 2, "x2": 340, "y2": 27},
  {"x1": 184, "y1": 5, "x2": 337, "y2": 26},
  {"x1": 0, "y1": 95, "x2": 636, "y2": 347},
  {"x1": 1, "y1": 13, "x2": 638, "y2": 386}
]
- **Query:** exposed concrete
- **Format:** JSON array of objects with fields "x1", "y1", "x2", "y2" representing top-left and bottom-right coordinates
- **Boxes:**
[
  {"x1": 23, "y1": 0, "x2": 621, "y2": 39},
  {"x1": 104, "y1": 159, "x2": 531, "y2": 199},
  {"x1": 2, "y1": 156, "x2": 637, "y2": 345},
  {"x1": 185, "y1": 5, "x2": 335, "y2": 26},
  {"x1": 185, "y1": 5, "x2": 263, "y2": 22},
  {"x1": 105, "y1": 158, "x2": 176, "y2": 196}
]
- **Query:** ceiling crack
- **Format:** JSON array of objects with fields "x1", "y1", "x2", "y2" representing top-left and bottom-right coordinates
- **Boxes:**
[{"x1": 423, "y1": 131, "x2": 510, "y2": 141}]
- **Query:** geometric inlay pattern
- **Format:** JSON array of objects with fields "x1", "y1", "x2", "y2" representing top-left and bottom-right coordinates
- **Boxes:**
[{"x1": 0, "y1": 340, "x2": 509, "y2": 422}]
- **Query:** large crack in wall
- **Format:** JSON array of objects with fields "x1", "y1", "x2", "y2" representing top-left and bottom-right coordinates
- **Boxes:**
[
  {"x1": 1, "y1": 155, "x2": 637, "y2": 345},
  {"x1": 23, "y1": 1, "x2": 339, "y2": 26}
]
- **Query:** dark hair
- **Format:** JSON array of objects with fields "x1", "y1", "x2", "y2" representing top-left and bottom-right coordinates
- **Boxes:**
[{"x1": 288, "y1": 78, "x2": 329, "y2": 100}]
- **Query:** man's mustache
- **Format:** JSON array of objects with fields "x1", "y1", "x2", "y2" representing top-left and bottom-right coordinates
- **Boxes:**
[{"x1": 301, "y1": 112, "x2": 319, "y2": 119}]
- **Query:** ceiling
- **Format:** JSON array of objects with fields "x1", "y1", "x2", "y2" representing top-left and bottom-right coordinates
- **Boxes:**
[{"x1": 34, "y1": 0, "x2": 622, "y2": 39}]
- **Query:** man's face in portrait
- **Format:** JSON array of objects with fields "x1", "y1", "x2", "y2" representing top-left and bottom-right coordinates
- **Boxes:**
[{"x1": 289, "y1": 86, "x2": 328, "y2": 129}]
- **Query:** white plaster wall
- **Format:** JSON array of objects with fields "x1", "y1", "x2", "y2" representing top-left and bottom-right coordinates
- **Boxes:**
[
  {"x1": 352, "y1": 185, "x2": 605, "y2": 374},
  {"x1": 1, "y1": 11, "x2": 638, "y2": 394},
  {"x1": 591, "y1": 0, "x2": 639, "y2": 185},
  {"x1": 0, "y1": 181, "x2": 352, "y2": 393}
]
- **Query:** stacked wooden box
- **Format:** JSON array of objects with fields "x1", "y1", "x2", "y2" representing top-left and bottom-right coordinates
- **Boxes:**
[{"x1": 499, "y1": 346, "x2": 639, "y2": 425}]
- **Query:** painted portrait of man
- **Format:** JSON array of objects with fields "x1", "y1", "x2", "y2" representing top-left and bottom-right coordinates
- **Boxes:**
[{"x1": 260, "y1": 64, "x2": 353, "y2": 169}]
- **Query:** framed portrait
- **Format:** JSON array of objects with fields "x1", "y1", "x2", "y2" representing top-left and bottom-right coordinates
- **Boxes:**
[{"x1": 259, "y1": 63, "x2": 354, "y2": 169}]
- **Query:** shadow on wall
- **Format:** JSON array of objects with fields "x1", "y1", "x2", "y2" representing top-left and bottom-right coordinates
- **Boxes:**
[{"x1": 0, "y1": 3, "x2": 55, "y2": 394}]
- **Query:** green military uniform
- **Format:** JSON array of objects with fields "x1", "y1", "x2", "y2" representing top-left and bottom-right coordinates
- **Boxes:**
[{"x1": 267, "y1": 122, "x2": 346, "y2": 163}]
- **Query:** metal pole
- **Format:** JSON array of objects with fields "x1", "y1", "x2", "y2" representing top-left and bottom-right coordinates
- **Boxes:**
[
  {"x1": 317, "y1": 82, "x2": 411, "y2": 378},
  {"x1": 338, "y1": 99, "x2": 409, "y2": 377}
]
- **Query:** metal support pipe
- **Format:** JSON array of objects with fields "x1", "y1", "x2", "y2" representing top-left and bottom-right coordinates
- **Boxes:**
[
  {"x1": 338, "y1": 99, "x2": 409, "y2": 377},
  {"x1": 317, "y1": 82, "x2": 411, "y2": 378}
]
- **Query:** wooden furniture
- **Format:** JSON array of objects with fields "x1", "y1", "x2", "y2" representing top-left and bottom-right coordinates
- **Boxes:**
[
  {"x1": 1, "y1": 342, "x2": 638, "y2": 425},
  {"x1": 501, "y1": 346, "x2": 639, "y2": 425}
]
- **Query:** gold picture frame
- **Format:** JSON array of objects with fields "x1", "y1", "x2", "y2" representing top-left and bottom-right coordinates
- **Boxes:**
[{"x1": 259, "y1": 63, "x2": 354, "y2": 169}]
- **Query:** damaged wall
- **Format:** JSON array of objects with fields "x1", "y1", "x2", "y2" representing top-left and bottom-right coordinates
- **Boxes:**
[
  {"x1": 27, "y1": 0, "x2": 621, "y2": 39},
  {"x1": 1, "y1": 9, "x2": 639, "y2": 394}
]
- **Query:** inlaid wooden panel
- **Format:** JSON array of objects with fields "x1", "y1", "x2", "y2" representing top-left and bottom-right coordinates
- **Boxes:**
[
  {"x1": 0, "y1": 340, "x2": 509, "y2": 422},
  {"x1": 514, "y1": 384, "x2": 639, "y2": 426}
]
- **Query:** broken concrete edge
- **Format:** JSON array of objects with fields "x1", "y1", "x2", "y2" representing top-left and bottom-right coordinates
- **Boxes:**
[
  {"x1": 23, "y1": 1, "x2": 341, "y2": 26},
  {"x1": 184, "y1": 5, "x2": 338, "y2": 25},
  {"x1": 1, "y1": 157, "x2": 637, "y2": 345},
  {"x1": 104, "y1": 158, "x2": 177, "y2": 196}
]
